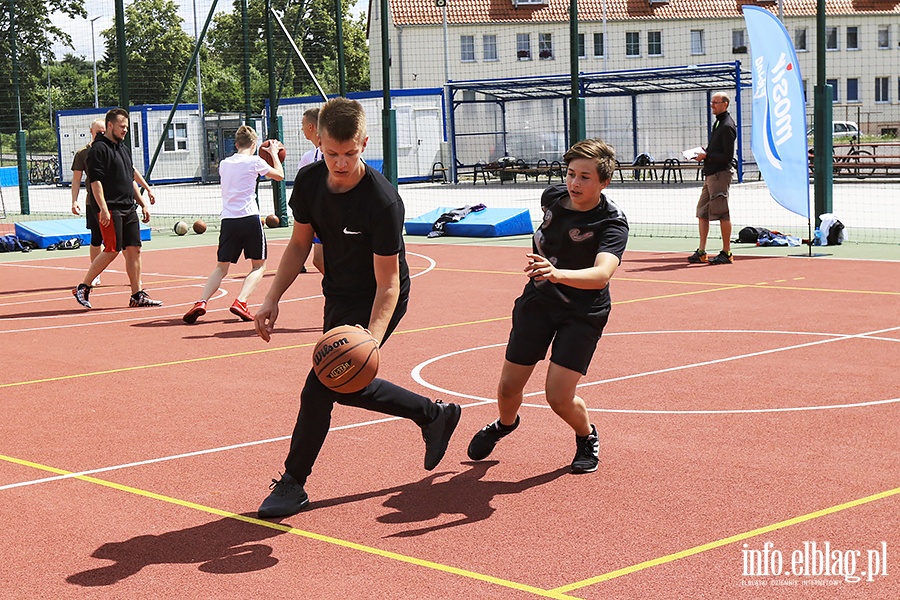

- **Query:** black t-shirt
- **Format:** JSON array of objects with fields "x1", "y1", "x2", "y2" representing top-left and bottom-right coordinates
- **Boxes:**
[
  {"x1": 530, "y1": 183, "x2": 629, "y2": 312},
  {"x1": 702, "y1": 111, "x2": 737, "y2": 176},
  {"x1": 290, "y1": 161, "x2": 410, "y2": 302},
  {"x1": 87, "y1": 133, "x2": 135, "y2": 209}
]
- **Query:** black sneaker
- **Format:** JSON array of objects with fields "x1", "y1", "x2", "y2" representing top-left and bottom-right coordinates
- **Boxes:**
[
  {"x1": 467, "y1": 415, "x2": 520, "y2": 461},
  {"x1": 73, "y1": 283, "x2": 92, "y2": 309},
  {"x1": 708, "y1": 250, "x2": 734, "y2": 265},
  {"x1": 687, "y1": 249, "x2": 708, "y2": 264},
  {"x1": 257, "y1": 472, "x2": 310, "y2": 518},
  {"x1": 421, "y1": 400, "x2": 461, "y2": 470},
  {"x1": 571, "y1": 424, "x2": 600, "y2": 474},
  {"x1": 129, "y1": 290, "x2": 163, "y2": 307}
]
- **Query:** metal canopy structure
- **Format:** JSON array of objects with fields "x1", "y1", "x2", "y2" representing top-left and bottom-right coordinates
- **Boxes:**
[
  {"x1": 447, "y1": 62, "x2": 752, "y2": 101},
  {"x1": 445, "y1": 62, "x2": 754, "y2": 181}
]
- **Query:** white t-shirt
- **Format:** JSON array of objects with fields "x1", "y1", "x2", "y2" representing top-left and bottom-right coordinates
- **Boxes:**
[
  {"x1": 219, "y1": 153, "x2": 272, "y2": 219},
  {"x1": 298, "y1": 147, "x2": 323, "y2": 171}
]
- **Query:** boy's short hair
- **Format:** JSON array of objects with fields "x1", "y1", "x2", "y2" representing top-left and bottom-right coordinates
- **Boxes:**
[
  {"x1": 564, "y1": 138, "x2": 617, "y2": 182},
  {"x1": 302, "y1": 107, "x2": 320, "y2": 126},
  {"x1": 234, "y1": 125, "x2": 258, "y2": 150},
  {"x1": 318, "y1": 97, "x2": 366, "y2": 143},
  {"x1": 105, "y1": 107, "x2": 129, "y2": 126}
]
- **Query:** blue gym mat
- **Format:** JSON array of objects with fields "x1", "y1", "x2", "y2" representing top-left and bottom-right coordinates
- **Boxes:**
[
  {"x1": 405, "y1": 207, "x2": 534, "y2": 237},
  {"x1": 15, "y1": 218, "x2": 152, "y2": 249}
]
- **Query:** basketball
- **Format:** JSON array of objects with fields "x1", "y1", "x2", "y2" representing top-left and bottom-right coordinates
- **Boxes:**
[
  {"x1": 265, "y1": 214, "x2": 280, "y2": 228},
  {"x1": 259, "y1": 139, "x2": 286, "y2": 168},
  {"x1": 312, "y1": 325, "x2": 380, "y2": 393},
  {"x1": 193, "y1": 219, "x2": 207, "y2": 234},
  {"x1": 173, "y1": 221, "x2": 189, "y2": 236}
]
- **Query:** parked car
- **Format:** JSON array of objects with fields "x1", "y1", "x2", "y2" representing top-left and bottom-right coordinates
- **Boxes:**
[{"x1": 807, "y1": 121, "x2": 860, "y2": 139}]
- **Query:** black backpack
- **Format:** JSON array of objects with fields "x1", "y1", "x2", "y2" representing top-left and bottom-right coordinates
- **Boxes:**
[{"x1": 736, "y1": 226, "x2": 770, "y2": 244}]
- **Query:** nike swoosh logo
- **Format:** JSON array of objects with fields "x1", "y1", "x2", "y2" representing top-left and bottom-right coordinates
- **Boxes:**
[{"x1": 343, "y1": 228, "x2": 361, "y2": 235}]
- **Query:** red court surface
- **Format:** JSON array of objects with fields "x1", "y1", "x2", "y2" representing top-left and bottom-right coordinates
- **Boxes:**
[{"x1": 1, "y1": 241, "x2": 898, "y2": 599}]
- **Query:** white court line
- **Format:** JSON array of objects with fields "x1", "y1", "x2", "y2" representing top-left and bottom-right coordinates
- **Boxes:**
[
  {"x1": 410, "y1": 327, "x2": 900, "y2": 414},
  {"x1": 0, "y1": 252, "x2": 436, "y2": 333}
]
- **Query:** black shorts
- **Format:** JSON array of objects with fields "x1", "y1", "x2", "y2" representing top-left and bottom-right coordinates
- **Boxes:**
[
  {"x1": 505, "y1": 284, "x2": 610, "y2": 375},
  {"x1": 85, "y1": 203, "x2": 102, "y2": 246},
  {"x1": 100, "y1": 205, "x2": 142, "y2": 252},
  {"x1": 217, "y1": 215, "x2": 267, "y2": 263}
]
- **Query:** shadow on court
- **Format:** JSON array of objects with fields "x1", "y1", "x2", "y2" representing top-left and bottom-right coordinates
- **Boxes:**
[{"x1": 66, "y1": 514, "x2": 285, "y2": 587}]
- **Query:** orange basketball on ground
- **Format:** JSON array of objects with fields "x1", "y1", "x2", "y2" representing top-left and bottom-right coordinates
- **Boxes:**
[
  {"x1": 313, "y1": 325, "x2": 380, "y2": 393},
  {"x1": 259, "y1": 139, "x2": 286, "y2": 168},
  {"x1": 192, "y1": 219, "x2": 207, "y2": 234},
  {"x1": 265, "y1": 214, "x2": 280, "y2": 228}
]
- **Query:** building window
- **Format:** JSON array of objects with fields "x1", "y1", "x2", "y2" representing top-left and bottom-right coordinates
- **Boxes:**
[
  {"x1": 826, "y1": 78, "x2": 839, "y2": 103},
  {"x1": 847, "y1": 26, "x2": 859, "y2": 50},
  {"x1": 826, "y1": 27, "x2": 839, "y2": 50},
  {"x1": 875, "y1": 77, "x2": 889, "y2": 103},
  {"x1": 539, "y1": 33, "x2": 553, "y2": 59},
  {"x1": 626, "y1": 31, "x2": 640, "y2": 57},
  {"x1": 802, "y1": 79, "x2": 808, "y2": 104},
  {"x1": 691, "y1": 30, "x2": 705, "y2": 55},
  {"x1": 732, "y1": 29, "x2": 747, "y2": 54},
  {"x1": 577, "y1": 33, "x2": 586, "y2": 59},
  {"x1": 517, "y1": 33, "x2": 532, "y2": 60},
  {"x1": 795, "y1": 28, "x2": 807, "y2": 51},
  {"x1": 847, "y1": 78, "x2": 859, "y2": 102},
  {"x1": 647, "y1": 31, "x2": 662, "y2": 56},
  {"x1": 593, "y1": 32, "x2": 604, "y2": 57},
  {"x1": 483, "y1": 34, "x2": 498, "y2": 61},
  {"x1": 132, "y1": 121, "x2": 140, "y2": 148},
  {"x1": 164, "y1": 122, "x2": 188, "y2": 152},
  {"x1": 460, "y1": 35, "x2": 475, "y2": 62},
  {"x1": 877, "y1": 26, "x2": 890, "y2": 49}
]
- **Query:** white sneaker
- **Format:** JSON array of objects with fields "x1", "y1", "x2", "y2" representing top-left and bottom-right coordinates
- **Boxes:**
[{"x1": 91, "y1": 276, "x2": 101, "y2": 287}]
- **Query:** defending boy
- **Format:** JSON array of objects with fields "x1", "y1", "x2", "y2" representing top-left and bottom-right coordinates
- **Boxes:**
[
  {"x1": 254, "y1": 97, "x2": 460, "y2": 518},
  {"x1": 467, "y1": 138, "x2": 629, "y2": 473}
]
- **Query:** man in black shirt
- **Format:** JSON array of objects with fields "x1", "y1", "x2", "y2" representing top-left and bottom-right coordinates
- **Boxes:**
[
  {"x1": 689, "y1": 92, "x2": 737, "y2": 265},
  {"x1": 73, "y1": 108, "x2": 161, "y2": 308},
  {"x1": 254, "y1": 98, "x2": 460, "y2": 518}
]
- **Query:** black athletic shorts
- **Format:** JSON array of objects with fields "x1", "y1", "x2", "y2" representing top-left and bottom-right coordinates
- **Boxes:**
[
  {"x1": 86, "y1": 203, "x2": 102, "y2": 246},
  {"x1": 505, "y1": 284, "x2": 610, "y2": 375},
  {"x1": 100, "y1": 205, "x2": 142, "y2": 252},
  {"x1": 217, "y1": 214, "x2": 267, "y2": 263}
]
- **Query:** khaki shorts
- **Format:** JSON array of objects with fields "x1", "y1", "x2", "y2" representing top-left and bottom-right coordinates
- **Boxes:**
[{"x1": 696, "y1": 170, "x2": 732, "y2": 221}]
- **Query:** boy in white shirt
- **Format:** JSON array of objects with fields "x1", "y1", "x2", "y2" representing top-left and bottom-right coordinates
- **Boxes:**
[{"x1": 183, "y1": 125, "x2": 284, "y2": 324}]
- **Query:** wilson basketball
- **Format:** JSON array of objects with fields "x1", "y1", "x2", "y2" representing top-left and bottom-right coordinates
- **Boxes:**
[
  {"x1": 313, "y1": 325, "x2": 380, "y2": 393},
  {"x1": 265, "y1": 214, "x2": 280, "y2": 228},
  {"x1": 192, "y1": 219, "x2": 207, "y2": 234},
  {"x1": 259, "y1": 139, "x2": 286, "y2": 168}
]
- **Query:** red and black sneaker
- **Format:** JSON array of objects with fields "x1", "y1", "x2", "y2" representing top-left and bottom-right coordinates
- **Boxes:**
[
  {"x1": 229, "y1": 299, "x2": 253, "y2": 322},
  {"x1": 182, "y1": 300, "x2": 207, "y2": 324}
]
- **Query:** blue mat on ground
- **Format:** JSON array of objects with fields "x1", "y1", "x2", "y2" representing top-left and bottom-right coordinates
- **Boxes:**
[
  {"x1": 0, "y1": 166, "x2": 18, "y2": 187},
  {"x1": 405, "y1": 207, "x2": 533, "y2": 237},
  {"x1": 14, "y1": 218, "x2": 151, "y2": 249}
]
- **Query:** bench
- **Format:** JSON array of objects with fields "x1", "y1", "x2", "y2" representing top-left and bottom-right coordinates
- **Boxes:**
[{"x1": 430, "y1": 161, "x2": 448, "y2": 184}]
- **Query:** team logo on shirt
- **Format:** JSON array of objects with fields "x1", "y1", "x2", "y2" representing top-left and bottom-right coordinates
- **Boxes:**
[{"x1": 569, "y1": 228, "x2": 595, "y2": 242}]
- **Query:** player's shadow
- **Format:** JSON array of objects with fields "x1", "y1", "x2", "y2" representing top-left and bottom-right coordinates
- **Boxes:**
[
  {"x1": 66, "y1": 514, "x2": 285, "y2": 587},
  {"x1": 0, "y1": 307, "x2": 118, "y2": 319},
  {"x1": 316, "y1": 461, "x2": 565, "y2": 538}
]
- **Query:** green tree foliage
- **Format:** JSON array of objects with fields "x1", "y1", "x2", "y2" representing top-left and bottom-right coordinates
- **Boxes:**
[
  {"x1": 205, "y1": 0, "x2": 369, "y2": 113},
  {"x1": 1, "y1": 0, "x2": 86, "y2": 135},
  {"x1": 97, "y1": 0, "x2": 194, "y2": 106}
]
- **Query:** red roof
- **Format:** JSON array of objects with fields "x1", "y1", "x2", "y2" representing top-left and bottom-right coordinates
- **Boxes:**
[{"x1": 381, "y1": 0, "x2": 900, "y2": 27}]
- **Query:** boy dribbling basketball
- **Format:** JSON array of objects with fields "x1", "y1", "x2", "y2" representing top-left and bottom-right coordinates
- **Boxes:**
[
  {"x1": 254, "y1": 97, "x2": 460, "y2": 518},
  {"x1": 467, "y1": 138, "x2": 629, "y2": 473}
]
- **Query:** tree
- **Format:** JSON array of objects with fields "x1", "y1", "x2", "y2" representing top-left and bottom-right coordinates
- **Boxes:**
[
  {"x1": 97, "y1": 0, "x2": 194, "y2": 106},
  {"x1": 0, "y1": 0, "x2": 86, "y2": 134},
  {"x1": 204, "y1": 0, "x2": 370, "y2": 113}
]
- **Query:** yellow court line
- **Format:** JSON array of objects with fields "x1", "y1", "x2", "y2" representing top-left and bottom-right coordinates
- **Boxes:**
[
  {"x1": 0, "y1": 453, "x2": 580, "y2": 600},
  {"x1": 552, "y1": 486, "x2": 900, "y2": 594}
]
